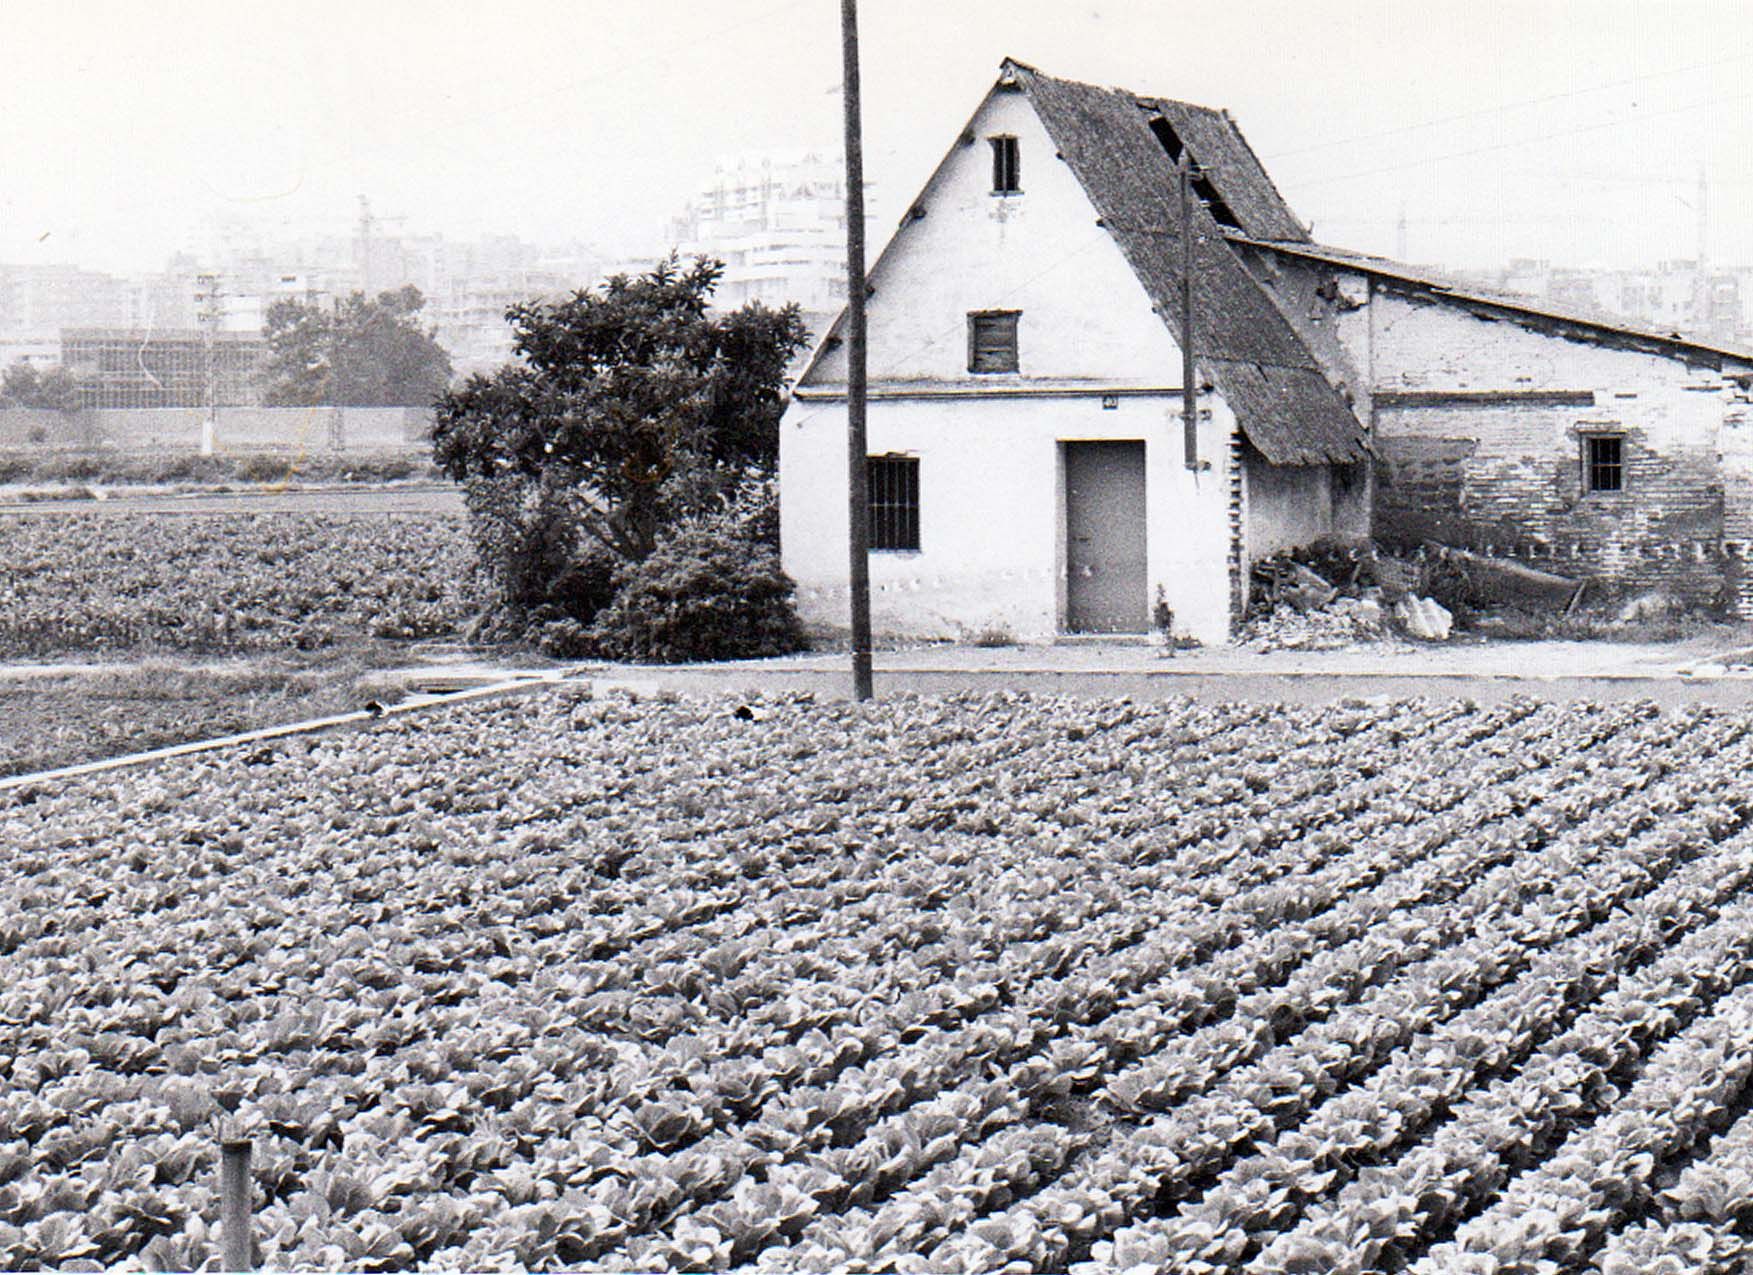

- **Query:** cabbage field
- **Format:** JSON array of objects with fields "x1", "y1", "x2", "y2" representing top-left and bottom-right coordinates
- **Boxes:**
[
  {"x1": 0, "y1": 512, "x2": 472, "y2": 656},
  {"x1": 5, "y1": 690, "x2": 1753, "y2": 1273}
]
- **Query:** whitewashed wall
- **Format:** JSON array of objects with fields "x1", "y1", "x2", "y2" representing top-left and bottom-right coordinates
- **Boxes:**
[
  {"x1": 782, "y1": 394, "x2": 1236, "y2": 644},
  {"x1": 783, "y1": 80, "x2": 1239, "y2": 644}
]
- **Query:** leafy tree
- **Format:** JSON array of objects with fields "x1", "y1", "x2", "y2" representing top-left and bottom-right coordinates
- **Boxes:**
[
  {"x1": 432, "y1": 256, "x2": 807, "y2": 564},
  {"x1": 0, "y1": 362, "x2": 82, "y2": 412},
  {"x1": 262, "y1": 285, "x2": 453, "y2": 407}
]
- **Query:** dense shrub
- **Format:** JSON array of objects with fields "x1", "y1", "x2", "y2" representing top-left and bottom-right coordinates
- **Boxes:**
[
  {"x1": 582, "y1": 510, "x2": 804, "y2": 663},
  {"x1": 461, "y1": 475, "x2": 618, "y2": 641}
]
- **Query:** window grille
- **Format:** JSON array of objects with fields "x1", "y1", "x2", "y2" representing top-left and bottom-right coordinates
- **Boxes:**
[
  {"x1": 990, "y1": 136, "x2": 1020, "y2": 193},
  {"x1": 867, "y1": 456, "x2": 919, "y2": 551},
  {"x1": 1584, "y1": 435, "x2": 1624, "y2": 492}
]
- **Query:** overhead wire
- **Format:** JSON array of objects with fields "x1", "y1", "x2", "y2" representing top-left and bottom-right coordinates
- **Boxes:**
[
  {"x1": 1261, "y1": 50, "x2": 1753, "y2": 160},
  {"x1": 1293, "y1": 90, "x2": 1753, "y2": 189},
  {"x1": 780, "y1": 226, "x2": 1118, "y2": 433},
  {"x1": 787, "y1": 65, "x2": 1753, "y2": 426}
]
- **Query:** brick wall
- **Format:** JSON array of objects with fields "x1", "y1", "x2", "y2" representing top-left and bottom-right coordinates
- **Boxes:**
[{"x1": 1357, "y1": 288, "x2": 1751, "y2": 612}]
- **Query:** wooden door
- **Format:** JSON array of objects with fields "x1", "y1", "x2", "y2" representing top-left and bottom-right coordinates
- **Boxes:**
[{"x1": 1065, "y1": 441, "x2": 1148, "y2": 633}]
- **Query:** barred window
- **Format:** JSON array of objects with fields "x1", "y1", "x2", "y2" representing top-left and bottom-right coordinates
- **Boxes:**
[
  {"x1": 1584, "y1": 435, "x2": 1624, "y2": 492},
  {"x1": 867, "y1": 456, "x2": 919, "y2": 551},
  {"x1": 990, "y1": 136, "x2": 1020, "y2": 193},
  {"x1": 968, "y1": 310, "x2": 1020, "y2": 374}
]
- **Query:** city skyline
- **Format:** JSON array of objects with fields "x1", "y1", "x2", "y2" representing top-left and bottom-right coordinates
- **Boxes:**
[{"x1": 5, "y1": 1, "x2": 1753, "y2": 281}]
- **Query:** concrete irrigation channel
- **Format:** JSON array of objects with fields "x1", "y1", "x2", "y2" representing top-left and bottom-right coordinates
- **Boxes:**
[{"x1": 0, "y1": 669, "x2": 571, "y2": 792}]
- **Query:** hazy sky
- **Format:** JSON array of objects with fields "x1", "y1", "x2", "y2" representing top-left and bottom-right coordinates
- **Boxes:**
[{"x1": 6, "y1": 0, "x2": 1752, "y2": 277}]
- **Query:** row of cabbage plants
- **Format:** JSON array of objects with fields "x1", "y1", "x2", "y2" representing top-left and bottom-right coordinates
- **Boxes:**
[
  {"x1": 0, "y1": 512, "x2": 470, "y2": 654},
  {"x1": 5, "y1": 692, "x2": 1753, "y2": 1271}
]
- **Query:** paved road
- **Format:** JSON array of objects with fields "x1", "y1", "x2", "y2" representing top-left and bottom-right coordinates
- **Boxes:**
[{"x1": 0, "y1": 484, "x2": 464, "y2": 516}]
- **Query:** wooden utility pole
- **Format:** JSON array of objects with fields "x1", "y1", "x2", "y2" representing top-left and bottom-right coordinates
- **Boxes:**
[
  {"x1": 840, "y1": 0, "x2": 874, "y2": 700},
  {"x1": 1179, "y1": 156, "x2": 1199, "y2": 471}
]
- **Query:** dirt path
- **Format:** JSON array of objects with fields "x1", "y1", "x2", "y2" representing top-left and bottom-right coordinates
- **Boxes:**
[{"x1": 11, "y1": 636, "x2": 1753, "y2": 786}]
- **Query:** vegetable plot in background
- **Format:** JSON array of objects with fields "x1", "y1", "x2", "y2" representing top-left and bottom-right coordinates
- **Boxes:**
[
  {"x1": 0, "y1": 512, "x2": 472, "y2": 655},
  {"x1": 6, "y1": 692, "x2": 1753, "y2": 1272}
]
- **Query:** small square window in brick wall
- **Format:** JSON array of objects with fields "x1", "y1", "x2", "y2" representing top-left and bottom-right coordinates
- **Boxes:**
[{"x1": 1584, "y1": 435, "x2": 1624, "y2": 493}]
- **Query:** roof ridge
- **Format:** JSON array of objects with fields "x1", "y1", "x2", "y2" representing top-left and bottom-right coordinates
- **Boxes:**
[{"x1": 1000, "y1": 56, "x2": 1229, "y2": 118}]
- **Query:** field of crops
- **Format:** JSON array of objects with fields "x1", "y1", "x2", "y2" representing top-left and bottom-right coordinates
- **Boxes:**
[
  {"x1": 6, "y1": 690, "x2": 1753, "y2": 1273},
  {"x1": 0, "y1": 512, "x2": 472, "y2": 656}
]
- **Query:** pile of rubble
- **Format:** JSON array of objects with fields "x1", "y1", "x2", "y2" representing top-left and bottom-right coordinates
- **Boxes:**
[
  {"x1": 1237, "y1": 595, "x2": 1404, "y2": 652},
  {"x1": 1241, "y1": 551, "x2": 1454, "y2": 652}
]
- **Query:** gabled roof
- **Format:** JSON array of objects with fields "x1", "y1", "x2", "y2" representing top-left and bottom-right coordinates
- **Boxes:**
[
  {"x1": 795, "y1": 60, "x2": 1370, "y2": 468},
  {"x1": 1231, "y1": 236, "x2": 1753, "y2": 370},
  {"x1": 1007, "y1": 60, "x2": 1368, "y2": 465}
]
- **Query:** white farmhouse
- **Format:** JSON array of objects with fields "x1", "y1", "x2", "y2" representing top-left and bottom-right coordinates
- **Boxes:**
[{"x1": 780, "y1": 59, "x2": 1370, "y2": 645}]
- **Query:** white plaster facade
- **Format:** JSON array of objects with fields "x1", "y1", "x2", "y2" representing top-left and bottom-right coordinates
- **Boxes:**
[
  {"x1": 783, "y1": 394, "x2": 1238, "y2": 644},
  {"x1": 781, "y1": 78, "x2": 1361, "y2": 646}
]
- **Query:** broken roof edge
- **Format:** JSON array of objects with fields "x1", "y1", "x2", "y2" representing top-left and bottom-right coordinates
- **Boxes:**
[
  {"x1": 1215, "y1": 108, "x2": 1312, "y2": 243},
  {"x1": 1235, "y1": 235, "x2": 1753, "y2": 369}
]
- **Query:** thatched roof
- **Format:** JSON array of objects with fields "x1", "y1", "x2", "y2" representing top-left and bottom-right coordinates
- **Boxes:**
[{"x1": 1008, "y1": 60, "x2": 1368, "y2": 466}]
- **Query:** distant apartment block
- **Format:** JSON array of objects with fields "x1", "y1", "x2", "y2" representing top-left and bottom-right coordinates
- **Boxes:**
[
  {"x1": 0, "y1": 264, "x2": 134, "y2": 335},
  {"x1": 1468, "y1": 258, "x2": 1749, "y2": 348},
  {"x1": 209, "y1": 228, "x2": 598, "y2": 376},
  {"x1": 60, "y1": 329, "x2": 265, "y2": 409},
  {"x1": 2, "y1": 220, "x2": 600, "y2": 392},
  {"x1": 409, "y1": 240, "x2": 597, "y2": 374},
  {"x1": 665, "y1": 150, "x2": 849, "y2": 335}
]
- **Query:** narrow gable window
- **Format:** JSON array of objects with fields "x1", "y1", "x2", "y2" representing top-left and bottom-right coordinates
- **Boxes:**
[
  {"x1": 968, "y1": 310, "x2": 1020, "y2": 373},
  {"x1": 990, "y1": 136, "x2": 1020, "y2": 193},
  {"x1": 1584, "y1": 435, "x2": 1624, "y2": 492},
  {"x1": 868, "y1": 456, "x2": 920, "y2": 551}
]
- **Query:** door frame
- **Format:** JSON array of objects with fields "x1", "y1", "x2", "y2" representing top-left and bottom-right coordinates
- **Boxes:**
[{"x1": 1058, "y1": 438, "x2": 1150, "y2": 634}]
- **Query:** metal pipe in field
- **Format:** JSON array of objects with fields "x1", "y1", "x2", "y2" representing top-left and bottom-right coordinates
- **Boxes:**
[{"x1": 220, "y1": 1137, "x2": 253, "y2": 1272}]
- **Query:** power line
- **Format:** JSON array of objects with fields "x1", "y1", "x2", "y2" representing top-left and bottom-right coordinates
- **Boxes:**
[
  {"x1": 1294, "y1": 91, "x2": 1753, "y2": 189},
  {"x1": 1263, "y1": 50, "x2": 1753, "y2": 161},
  {"x1": 782, "y1": 229, "x2": 1115, "y2": 435}
]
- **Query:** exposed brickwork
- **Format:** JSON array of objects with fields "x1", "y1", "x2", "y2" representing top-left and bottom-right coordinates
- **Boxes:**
[{"x1": 1359, "y1": 290, "x2": 1751, "y2": 613}]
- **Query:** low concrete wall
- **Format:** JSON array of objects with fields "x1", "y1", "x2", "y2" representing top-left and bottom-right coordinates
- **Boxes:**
[{"x1": 0, "y1": 406, "x2": 434, "y2": 454}]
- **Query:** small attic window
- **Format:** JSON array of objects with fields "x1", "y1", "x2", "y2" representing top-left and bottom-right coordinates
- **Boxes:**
[
  {"x1": 990, "y1": 136, "x2": 1020, "y2": 194},
  {"x1": 968, "y1": 310, "x2": 1020, "y2": 373}
]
